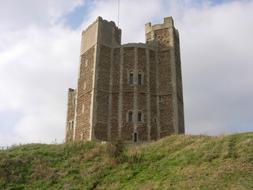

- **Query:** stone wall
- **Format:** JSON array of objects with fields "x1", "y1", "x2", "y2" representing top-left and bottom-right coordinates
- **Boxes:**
[
  {"x1": 75, "y1": 46, "x2": 95, "y2": 141},
  {"x1": 122, "y1": 47, "x2": 135, "y2": 141},
  {"x1": 153, "y1": 28, "x2": 175, "y2": 137},
  {"x1": 94, "y1": 45, "x2": 111, "y2": 141},
  {"x1": 65, "y1": 88, "x2": 76, "y2": 142},
  {"x1": 174, "y1": 30, "x2": 185, "y2": 134},
  {"x1": 149, "y1": 50, "x2": 158, "y2": 140},
  {"x1": 110, "y1": 48, "x2": 120, "y2": 140},
  {"x1": 145, "y1": 16, "x2": 185, "y2": 138}
]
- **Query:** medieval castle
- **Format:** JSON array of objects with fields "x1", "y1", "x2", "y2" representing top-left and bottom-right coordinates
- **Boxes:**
[{"x1": 65, "y1": 16, "x2": 184, "y2": 143}]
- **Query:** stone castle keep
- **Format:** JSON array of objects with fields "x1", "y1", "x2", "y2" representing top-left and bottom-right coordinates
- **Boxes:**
[{"x1": 65, "y1": 16, "x2": 184, "y2": 143}]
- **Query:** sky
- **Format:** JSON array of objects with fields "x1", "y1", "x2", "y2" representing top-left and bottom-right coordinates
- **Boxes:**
[{"x1": 0, "y1": 0, "x2": 253, "y2": 146}]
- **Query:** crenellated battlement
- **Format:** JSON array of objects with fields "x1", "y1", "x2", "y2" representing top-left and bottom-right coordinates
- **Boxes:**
[
  {"x1": 80, "y1": 16, "x2": 121, "y2": 55},
  {"x1": 145, "y1": 17, "x2": 174, "y2": 34}
]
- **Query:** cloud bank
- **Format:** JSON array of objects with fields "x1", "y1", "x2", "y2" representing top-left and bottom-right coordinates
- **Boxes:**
[{"x1": 0, "y1": 0, "x2": 253, "y2": 146}]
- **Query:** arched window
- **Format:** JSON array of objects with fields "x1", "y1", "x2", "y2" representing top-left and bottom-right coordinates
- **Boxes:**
[
  {"x1": 138, "y1": 72, "x2": 142, "y2": 85},
  {"x1": 133, "y1": 132, "x2": 138, "y2": 143},
  {"x1": 138, "y1": 111, "x2": 143, "y2": 122},
  {"x1": 127, "y1": 111, "x2": 133, "y2": 122},
  {"x1": 129, "y1": 71, "x2": 134, "y2": 85}
]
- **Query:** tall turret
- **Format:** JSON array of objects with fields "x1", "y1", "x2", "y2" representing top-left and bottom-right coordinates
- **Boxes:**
[
  {"x1": 66, "y1": 17, "x2": 121, "y2": 142},
  {"x1": 145, "y1": 17, "x2": 184, "y2": 136}
]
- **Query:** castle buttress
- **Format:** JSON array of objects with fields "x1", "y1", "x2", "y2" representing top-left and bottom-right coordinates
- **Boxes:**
[{"x1": 65, "y1": 16, "x2": 184, "y2": 143}]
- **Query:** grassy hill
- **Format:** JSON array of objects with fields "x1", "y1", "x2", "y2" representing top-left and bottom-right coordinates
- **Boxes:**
[{"x1": 0, "y1": 133, "x2": 252, "y2": 190}]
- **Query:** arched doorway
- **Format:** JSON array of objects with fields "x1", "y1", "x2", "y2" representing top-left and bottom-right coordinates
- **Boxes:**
[{"x1": 133, "y1": 132, "x2": 138, "y2": 143}]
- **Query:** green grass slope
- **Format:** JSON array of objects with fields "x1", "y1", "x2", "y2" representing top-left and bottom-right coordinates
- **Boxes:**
[{"x1": 0, "y1": 133, "x2": 253, "y2": 190}]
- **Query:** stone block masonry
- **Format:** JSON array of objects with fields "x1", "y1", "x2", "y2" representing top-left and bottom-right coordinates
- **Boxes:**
[{"x1": 65, "y1": 16, "x2": 184, "y2": 143}]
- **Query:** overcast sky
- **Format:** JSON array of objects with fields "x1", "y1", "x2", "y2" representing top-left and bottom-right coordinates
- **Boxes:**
[{"x1": 0, "y1": 0, "x2": 253, "y2": 146}]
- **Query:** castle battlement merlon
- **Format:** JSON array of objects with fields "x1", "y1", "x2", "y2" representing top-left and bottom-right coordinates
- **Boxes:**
[
  {"x1": 145, "y1": 17, "x2": 174, "y2": 34},
  {"x1": 81, "y1": 17, "x2": 120, "y2": 36},
  {"x1": 80, "y1": 16, "x2": 121, "y2": 55},
  {"x1": 115, "y1": 43, "x2": 155, "y2": 50}
]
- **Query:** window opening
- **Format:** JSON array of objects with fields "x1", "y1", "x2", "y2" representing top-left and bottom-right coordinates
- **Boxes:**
[
  {"x1": 128, "y1": 111, "x2": 133, "y2": 122},
  {"x1": 134, "y1": 132, "x2": 138, "y2": 143},
  {"x1": 138, "y1": 73, "x2": 142, "y2": 85},
  {"x1": 138, "y1": 111, "x2": 142, "y2": 122},
  {"x1": 129, "y1": 72, "x2": 134, "y2": 84}
]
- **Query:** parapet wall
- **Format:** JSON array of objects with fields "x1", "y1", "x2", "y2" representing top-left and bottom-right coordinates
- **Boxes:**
[
  {"x1": 145, "y1": 17, "x2": 174, "y2": 34},
  {"x1": 80, "y1": 17, "x2": 121, "y2": 55}
]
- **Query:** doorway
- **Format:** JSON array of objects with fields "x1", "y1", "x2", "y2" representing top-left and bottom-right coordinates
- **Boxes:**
[{"x1": 133, "y1": 132, "x2": 138, "y2": 143}]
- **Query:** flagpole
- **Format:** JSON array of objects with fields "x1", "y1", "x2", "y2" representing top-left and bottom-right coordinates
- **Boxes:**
[{"x1": 117, "y1": 0, "x2": 120, "y2": 27}]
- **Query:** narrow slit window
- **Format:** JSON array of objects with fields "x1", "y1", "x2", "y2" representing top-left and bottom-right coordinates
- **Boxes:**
[{"x1": 71, "y1": 121, "x2": 74, "y2": 129}]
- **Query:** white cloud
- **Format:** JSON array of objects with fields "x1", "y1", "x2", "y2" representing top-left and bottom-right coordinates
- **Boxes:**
[
  {"x1": 0, "y1": 0, "x2": 253, "y2": 146},
  {"x1": 0, "y1": 26, "x2": 81, "y2": 145},
  {"x1": 0, "y1": 1, "x2": 83, "y2": 146},
  {"x1": 179, "y1": 1, "x2": 253, "y2": 135},
  {"x1": 0, "y1": 0, "x2": 84, "y2": 30}
]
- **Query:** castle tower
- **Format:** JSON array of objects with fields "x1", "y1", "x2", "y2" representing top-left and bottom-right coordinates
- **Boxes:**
[
  {"x1": 65, "y1": 16, "x2": 184, "y2": 143},
  {"x1": 145, "y1": 17, "x2": 185, "y2": 137},
  {"x1": 66, "y1": 17, "x2": 121, "y2": 142}
]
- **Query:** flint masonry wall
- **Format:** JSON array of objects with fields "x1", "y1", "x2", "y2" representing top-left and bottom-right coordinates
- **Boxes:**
[
  {"x1": 75, "y1": 46, "x2": 94, "y2": 141},
  {"x1": 145, "y1": 16, "x2": 184, "y2": 137},
  {"x1": 65, "y1": 16, "x2": 184, "y2": 143},
  {"x1": 65, "y1": 88, "x2": 75, "y2": 142}
]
